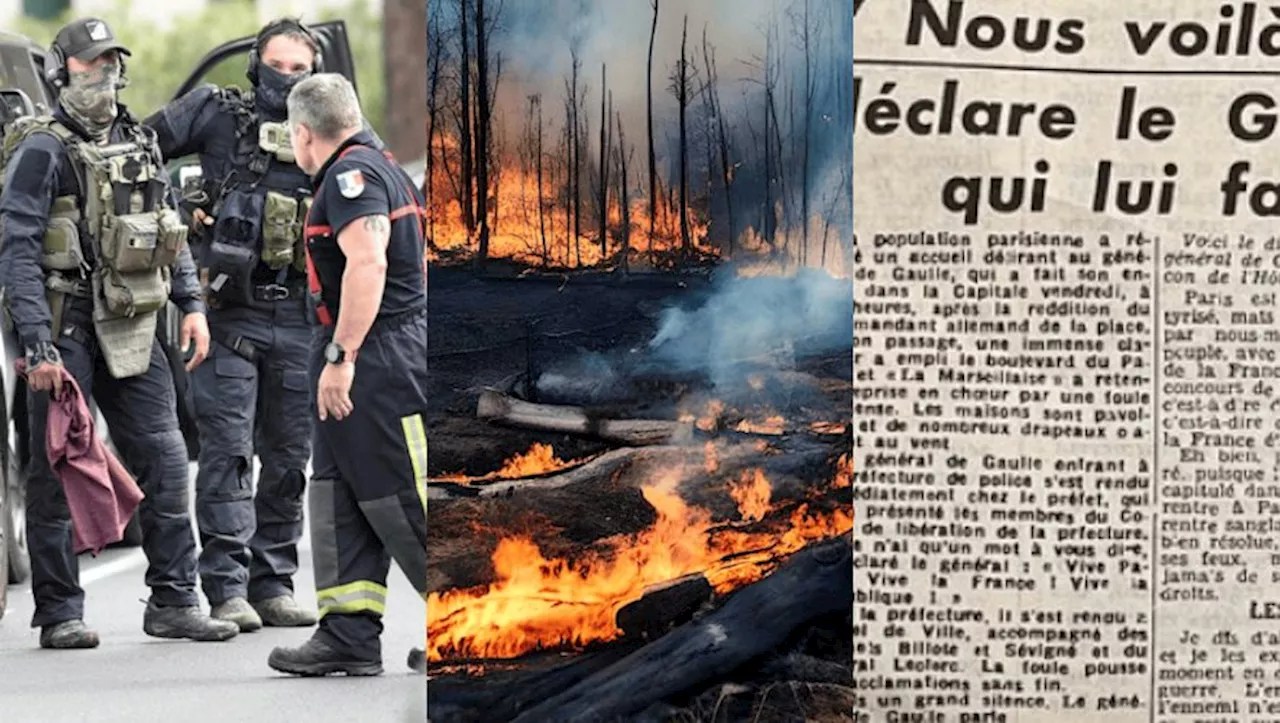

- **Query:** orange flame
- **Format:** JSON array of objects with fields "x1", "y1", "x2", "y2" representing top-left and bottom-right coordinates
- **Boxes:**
[
  {"x1": 728, "y1": 469, "x2": 771, "y2": 523},
  {"x1": 425, "y1": 462, "x2": 852, "y2": 663},
  {"x1": 437, "y1": 443, "x2": 580, "y2": 484}
]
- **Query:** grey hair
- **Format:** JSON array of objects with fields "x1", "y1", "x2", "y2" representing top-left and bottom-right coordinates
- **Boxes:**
[{"x1": 286, "y1": 73, "x2": 362, "y2": 140}]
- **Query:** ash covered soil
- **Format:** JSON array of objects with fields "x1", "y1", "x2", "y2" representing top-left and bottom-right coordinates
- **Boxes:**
[{"x1": 426, "y1": 264, "x2": 714, "y2": 476}]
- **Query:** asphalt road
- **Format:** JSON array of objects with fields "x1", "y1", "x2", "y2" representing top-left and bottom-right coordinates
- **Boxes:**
[{"x1": 0, "y1": 464, "x2": 426, "y2": 723}]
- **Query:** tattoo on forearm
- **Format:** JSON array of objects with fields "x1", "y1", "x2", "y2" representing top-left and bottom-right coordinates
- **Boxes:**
[{"x1": 362, "y1": 215, "x2": 390, "y2": 235}]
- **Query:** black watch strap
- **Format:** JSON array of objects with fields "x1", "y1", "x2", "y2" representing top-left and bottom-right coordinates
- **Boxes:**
[{"x1": 24, "y1": 340, "x2": 60, "y2": 369}]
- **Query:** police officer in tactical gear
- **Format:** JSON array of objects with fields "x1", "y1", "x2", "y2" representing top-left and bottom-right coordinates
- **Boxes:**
[
  {"x1": 267, "y1": 73, "x2": 427, "y2": 676},
  {"x1": 142, "y1": 18, "x2": 336, "y2": 632},
  {"x1": 0, "y1": 18, "x2": 239, "y2": 648}
]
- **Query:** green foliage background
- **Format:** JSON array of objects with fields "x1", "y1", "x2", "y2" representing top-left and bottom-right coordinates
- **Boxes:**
[{"x1": 14, "y1": 0, "x2": 386, "y2": 134}]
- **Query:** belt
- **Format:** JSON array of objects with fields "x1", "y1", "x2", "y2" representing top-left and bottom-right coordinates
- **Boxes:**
[{"x1": 252, "y1": 283, "x2": 305, "y2": 302}]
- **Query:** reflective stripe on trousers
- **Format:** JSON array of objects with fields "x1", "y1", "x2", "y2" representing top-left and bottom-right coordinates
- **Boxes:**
[
  {"x1": 400, "y1": 413, "x2": 427, "y2": 511},
  {"x1": 316, "y1": 580, "x2": 388, "y2": 618}
]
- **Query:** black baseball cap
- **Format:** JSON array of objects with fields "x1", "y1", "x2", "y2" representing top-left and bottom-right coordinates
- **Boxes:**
[{"x1": 52, "y1": 18, "x2": 131, "y2": 62}]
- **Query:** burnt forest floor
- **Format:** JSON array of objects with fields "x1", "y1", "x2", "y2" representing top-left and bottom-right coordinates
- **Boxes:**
[{"x1": 426, "y1": 263, "x2": 715, "y2": 476}]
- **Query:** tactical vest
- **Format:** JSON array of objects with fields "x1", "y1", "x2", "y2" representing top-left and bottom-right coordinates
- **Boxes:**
[
  {"x1": 204, "y1": 88, "x2": 311, "y2": 284},
  {"x1": 0, "y1": 115, "x2": 187, "y2": 378}
]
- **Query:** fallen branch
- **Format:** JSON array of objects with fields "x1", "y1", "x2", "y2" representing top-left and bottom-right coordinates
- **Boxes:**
[{"x1": 477, "y1": 389, "x2": 693, "y2": 446}]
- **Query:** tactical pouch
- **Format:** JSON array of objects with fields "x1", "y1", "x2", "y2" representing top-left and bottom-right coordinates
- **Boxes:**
[
  {"x1": 261, "y1": 190, "x2": 300, "y2": 269},
  {"x1": 41, "y1": 196, "x2": 86, "y2": 271},
  {"x1": 258, "y1": 122, "x2": 295, "y2": 163},
  {"x1": 100, "y1": 212, "x2": 164, "y2": 273},
  {"x1": 97, "y1": 265, "x2": 167, "y2": 318},
  {"x1": 292, "y1": 196, "x2": 313, "y2": 273},
  {"x1": 154, "y1": 208, "x2": 188, "y2": 267},
  {"x1": 90, "y1": 269, "x2": 158, "y2": 380},
  {"x1": 204, "y1": 241, "x2": 256, "y2": 304}
]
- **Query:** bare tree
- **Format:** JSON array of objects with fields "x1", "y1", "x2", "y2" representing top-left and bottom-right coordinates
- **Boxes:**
[
  {"x1": 700, "y1": 27, "x2": 735, "y2": 256},
  {"x1": 646, "y1": 0, "x2": 659, "y2": 253},
  {"x1": 668, "y1": 15, "x2": 693, "y2": 253},
  {"x1": 425, "y1": 1, "x2": 445, "y2": 248},
  {"x1": 458, "y1": 0, "x2": 474, "y2": 238},
  {"x1": 532, "y1": 95, "x2": 549, "y2": 265},
  {"x1": 475, "y1": 0, "x2": 492, "y2": 263},
  {"x1": 597, "y1": 64, "x2": 609, "y2": 258},
  {"x1": 564, "y1": 48, "x2": 583, "y2": 266},
  {"x1": 615, "y1": 109, "x2": 632, "y2": 273}
]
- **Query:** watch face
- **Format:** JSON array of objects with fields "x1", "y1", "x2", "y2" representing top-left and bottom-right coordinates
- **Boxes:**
[{"x1": 325, "y1": 343, "x2": 341, "y2": 363}]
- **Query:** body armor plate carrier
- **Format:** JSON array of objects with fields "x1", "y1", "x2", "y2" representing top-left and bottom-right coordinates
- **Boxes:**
[{"x1": 0, "y1": 115, "x2": 187, "y2": 378}]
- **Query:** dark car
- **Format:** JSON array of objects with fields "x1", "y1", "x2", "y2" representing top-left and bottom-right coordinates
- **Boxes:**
[{"x1": 0, "y1": 22, "x2": 360, "y2": 621}]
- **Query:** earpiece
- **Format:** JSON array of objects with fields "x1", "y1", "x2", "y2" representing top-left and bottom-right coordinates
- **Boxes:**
[
  {"x1": 246, "y1": 18, "x2": 324, "y2": 86},
  {"x1": 45, "y1": 43, "x2": 66, "y2": 89}
]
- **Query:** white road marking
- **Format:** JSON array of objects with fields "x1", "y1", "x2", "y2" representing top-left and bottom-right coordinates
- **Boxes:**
[{"x1": 80, "y1": 551, "x2": 146, "y2": 585}]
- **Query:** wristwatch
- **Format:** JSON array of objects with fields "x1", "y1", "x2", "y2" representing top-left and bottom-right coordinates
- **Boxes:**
[
  {"x1": 324, "y1": 342, "x2": 357, "y2": 365},
  {"x1": 24, "y1": 340, "x2": 60, "y2": 369}
]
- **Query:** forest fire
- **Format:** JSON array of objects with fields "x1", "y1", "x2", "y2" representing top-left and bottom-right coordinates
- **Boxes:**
[
  {"x1": 425, "y1": 453, "x2": 852, "y2": 663},
  {"x1": 425, "y1": 0, "x2": 853, "y2": 275}
]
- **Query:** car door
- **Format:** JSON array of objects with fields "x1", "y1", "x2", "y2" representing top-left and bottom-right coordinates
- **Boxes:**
[{"x1": 171, "y1": 20, "x2": 358, "y2": 101}]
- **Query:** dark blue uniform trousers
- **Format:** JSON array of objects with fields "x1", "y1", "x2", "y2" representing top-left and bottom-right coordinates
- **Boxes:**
[
  {"x1": 26, "y1": 298, "x2": 199, "y2": 627},
  {"x1": 308, "y1": 310, "x2": 427, "y2": 661},
  {"x1": 190, "y1": 294, "x2": 312, "y2": 605}
]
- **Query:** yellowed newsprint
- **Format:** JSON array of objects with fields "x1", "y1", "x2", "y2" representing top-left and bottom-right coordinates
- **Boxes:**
[{"x1": 855, "y1": 1, "x2": 1280, "y2": 721}]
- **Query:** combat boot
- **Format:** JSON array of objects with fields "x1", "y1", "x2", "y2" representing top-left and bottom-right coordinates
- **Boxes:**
[
  {"x1": 253, "y1": 595, "x2": 317, "y2": 627},
  {"x1": 143, "y1": 601, "x2": 239, "y2": 642},
  {"x1": 267, "y1": 637, "x2": 383, "y2": 677},
  {"x1": 39, "y1": 619, "x2": 100, "y2": 649},
  {"x1": 211, "y1": 597, "x2": 263, "y2": 632}
]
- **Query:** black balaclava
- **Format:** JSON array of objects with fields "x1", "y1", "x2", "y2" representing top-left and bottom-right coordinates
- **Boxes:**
[{"x1": 252, "y1": 24, "x2": 314, "y2": 118}]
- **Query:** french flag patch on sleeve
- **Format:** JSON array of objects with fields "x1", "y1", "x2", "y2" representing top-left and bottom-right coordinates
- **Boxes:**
[{"x1": 336, "y1": 169, "x2": 365, "y2": 199}]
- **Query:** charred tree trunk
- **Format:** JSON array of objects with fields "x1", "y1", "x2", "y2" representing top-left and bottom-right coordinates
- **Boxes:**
[
  {"x1": 674, "y1": 16, "x2": 691, "y2": 254},
  {"x1": 801, "y1": 0, "x2": 813, "y2": 267},
  {"x1": 762, "y1": 29, "x2": 774, "y2": 251},
  {"x1": 568, "y1": 51, "x2": 582, "y2": 267},
  {"x1": 474, "y1": 0, "x2": 491, "y2": 265},
  {"x1": 458, "y1": 0, "x2": 474, "y2": 238},
  {"x1": 597, "y1": 64, "x2": 608, "y2": 260},
  {"x1": 534, "y1": 95, "x2": 549, "y2": 266},
  {"x1": 617, "y1": 113, "x2": 631, "y2": 274},
  {"x1": 701, "y1": 31, "x2": 734, "y2": 257},
  {"x1": 425, "y1": 1, "x2": 443, "y2": 248},
  {"x1": 646, "y1": 0, "x2": 659, "y2": 254}
]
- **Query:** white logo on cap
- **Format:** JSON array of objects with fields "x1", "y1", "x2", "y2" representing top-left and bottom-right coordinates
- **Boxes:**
[{"x1": 86, "y1": 22, "x2": 108, "y2": 41}]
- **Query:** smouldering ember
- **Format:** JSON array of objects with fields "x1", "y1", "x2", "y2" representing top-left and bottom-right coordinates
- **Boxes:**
[
  {"x1": 809, "y1": 421, "x2": 848, "y2": 435},
  {"x1": 436, "y1": 443, "x2": 581, "y2": 484},
  {"x1": 425, "y1": 449, "x2": 853, "y2": 663},
  {"x1": 734, "y1": 415, "x2": 785, "y2": 435}
]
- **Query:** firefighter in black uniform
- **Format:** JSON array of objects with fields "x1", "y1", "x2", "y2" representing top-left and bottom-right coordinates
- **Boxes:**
[
  {"x1": 142, "y1": 17, "x2": 341, "y2": 632},
  {"x1": 267, "y1": 73, "x2": 426, "y2": 676},
  {"x1": 0, "y1": 18, "x2": 239, "y2": 647}
]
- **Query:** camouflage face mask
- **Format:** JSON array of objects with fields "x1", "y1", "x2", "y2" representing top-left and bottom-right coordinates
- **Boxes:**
[{"x1": 61, "y1": 62, "x2": 121, "y2": 140}]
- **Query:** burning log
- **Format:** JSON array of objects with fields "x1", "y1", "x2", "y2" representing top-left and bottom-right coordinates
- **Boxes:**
[
  {"x1": 425, "y1": 438, "x2": 840, "y2": 594},
  {"x1": 614, "y1": 572, "x2": 712, "y2": 640},
  {"x1": 477, "y1": 389, "x2": 693, "y2": 445},
  {"x1": 426, "y1": 534, "x2": 852, "y2": 723}
]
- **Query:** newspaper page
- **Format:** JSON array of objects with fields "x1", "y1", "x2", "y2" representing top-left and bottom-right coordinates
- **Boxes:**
[{"x1": 854, "y1": 1, "x2": 1280, "y2": 720}]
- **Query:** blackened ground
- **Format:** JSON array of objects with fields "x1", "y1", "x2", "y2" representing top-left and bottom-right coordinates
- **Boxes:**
[{"x1": 426, "y1": 265, "x2": 714, "y2": 476}]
